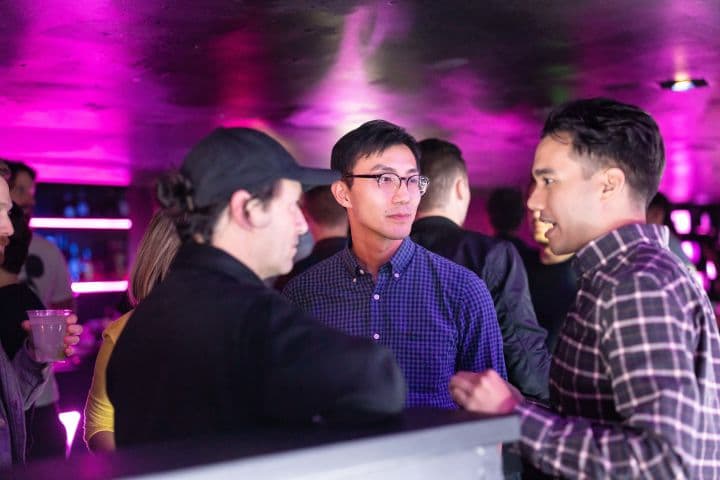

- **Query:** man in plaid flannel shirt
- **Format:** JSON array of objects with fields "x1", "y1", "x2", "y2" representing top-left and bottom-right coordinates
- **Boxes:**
[{"x1": 450, "y1": 98, "x2": 720, "y2": 479}]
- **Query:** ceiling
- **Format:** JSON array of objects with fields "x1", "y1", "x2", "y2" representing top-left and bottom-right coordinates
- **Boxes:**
[{"x1": 1, "y1": 0, "x2": 719, "y2": 203}]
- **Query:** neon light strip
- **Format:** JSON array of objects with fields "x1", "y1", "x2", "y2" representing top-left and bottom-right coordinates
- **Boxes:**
[
  {"x1": 58, "y1": 411, "x2": 81, "y2": 457},
  {"x1": 71, "y1": 280, "x2": 128, "y2": 294},
  {"x1": 30, "y1": 218, "x2": 132, "y2": 230}
]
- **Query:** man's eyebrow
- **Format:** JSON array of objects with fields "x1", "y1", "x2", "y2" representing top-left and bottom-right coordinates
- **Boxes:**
[
  {"x1": 533, "y1": 167, "x2": 555, "y2": 176},
  {"x1": 368, "y1": 164, "x2": 419, "y2": 174}
]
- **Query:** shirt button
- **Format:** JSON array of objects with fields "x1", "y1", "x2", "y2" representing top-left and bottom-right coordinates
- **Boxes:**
[
  {"x1": 393, "y1": 272, "x2": 400, "y2": 279},
  {"x1": 373, "y1": 294, "x2": 380, "y2": 300},
  {"x1": 352, "y1": 278, "x2": 357, "y2": 283},
  {"x1": 359, "y1": 269, "x2": 365, "y2": 275},
  {"x1": 372, "y1": 333, "x2": 380, "y2": 340}
]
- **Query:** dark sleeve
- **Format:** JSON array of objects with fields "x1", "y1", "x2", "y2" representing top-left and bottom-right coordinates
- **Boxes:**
[
  {"x1": 259, "y1": 296, "x2": 406, "y2": 424},
  {"x1": 483, "y1": 241, "x2": 551, "y2": 402}
]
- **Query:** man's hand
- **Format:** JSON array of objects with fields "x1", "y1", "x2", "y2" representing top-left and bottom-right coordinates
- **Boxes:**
[
  {"x1": 22, "y1": 313, "x2": 83, "y2": 359},
  {"x1": 450, "y1": 370, "x2": 523, "y2": 414}
]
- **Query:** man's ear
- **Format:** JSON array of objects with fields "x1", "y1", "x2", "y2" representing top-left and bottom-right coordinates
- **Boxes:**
[
  {"x1": 455, "y1": 176, "x2": 470, "y2": 202},
  {"x1": 228, "y1": 189, "x2": 263, "y2": 228},
  {"x1": 331, "y1": 180, "x2": 352, "y2": 208},
  {"x1": 600, "y1": 167, "x2": 626, "y2": 200}
]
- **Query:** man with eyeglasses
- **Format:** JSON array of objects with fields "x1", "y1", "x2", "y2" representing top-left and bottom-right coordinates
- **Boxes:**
[{"x1": 283, "y1": 120, "x2": 506, "y2": 409}]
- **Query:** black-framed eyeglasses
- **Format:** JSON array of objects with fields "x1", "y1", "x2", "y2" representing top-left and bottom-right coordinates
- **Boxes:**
[{"x1": 344, "y1": 173, "x2": 430, "y2": 196}]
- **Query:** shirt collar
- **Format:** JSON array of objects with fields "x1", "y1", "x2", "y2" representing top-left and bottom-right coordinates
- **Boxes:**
[
  {"x1": 572, "y1": 223, "x2": 670, "y2": 276},
  {"x1": 173, "y1": 242, "x2": 265, "y2": 286},
  {"x1": 340, "y1": 237, "x2": 417, "y2": 277}
]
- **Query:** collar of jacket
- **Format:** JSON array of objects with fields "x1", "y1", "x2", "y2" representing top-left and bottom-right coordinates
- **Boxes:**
[
  {"x1": 172, "y1": 242, "x2": 265, "y2": 287},
  {"x1": 412, "y1": 215, "x2": 460, "y2": 233}
]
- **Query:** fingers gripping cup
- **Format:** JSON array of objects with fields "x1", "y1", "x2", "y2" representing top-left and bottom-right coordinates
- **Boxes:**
[{"x1": 26, "y1": 309, "x2": 71, "y2": 362}]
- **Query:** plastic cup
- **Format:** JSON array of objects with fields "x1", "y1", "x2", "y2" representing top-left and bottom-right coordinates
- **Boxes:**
[{"x1": 26, "y1": 309, "x2": 71, "y2": 362}]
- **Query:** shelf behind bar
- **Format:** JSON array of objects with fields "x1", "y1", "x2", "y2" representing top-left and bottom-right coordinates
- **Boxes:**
[
  {"x1": 71, "y1": 280, "x2": 128, "y2": 294},
  {"x1": 30, "y1": 218, "x2": 133, "y2": 230}
]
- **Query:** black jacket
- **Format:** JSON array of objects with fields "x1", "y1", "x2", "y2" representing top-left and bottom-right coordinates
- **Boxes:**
[
  {"x1": 107, "y1": 243, "x2": 406, "y2": 447},
  {"x1": 411, "y1": 216, "x2": 550, "y2": 402}
]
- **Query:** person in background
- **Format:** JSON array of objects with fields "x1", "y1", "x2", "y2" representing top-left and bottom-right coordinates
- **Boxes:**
[
  {"x1": 283, "y1": 120, "x2": 505, "y2": 409},
  {"x1": 451, "y1": 98, "x2": 720, "y2": 478},
  {"x1": 5, "y1": 161, "x2": 75, "y2": 311},
  {"x1": 411, "y1": 138, "x2": 549, "y2": 402},
  {"x1": 0, "y1": 199, "x2": 66, "y2": 460},
  {"x1": 107, "y1": 127, "x2": 405, "y2": 447},
  {"x1": 486, "y1": 186, "x2": 536, "y2": 263},
  {"x1": 0, "y1": 161, "x2": 82, "y2": 469},
  {"x1": 274, "y1": 186, "x2": 348, "y2": 290},
  {"x1": 646, "y1": 191, "x2": 696, "y2": 271},
  {"x1": 83, "y1": 211, "x2": 180, "y2": 452},
  {"x1": 3, "y1": 161, "x2": 72, "y2": 460},
  {"x1": 523, "y1": 209, "x2": 577, "y2": 354}
]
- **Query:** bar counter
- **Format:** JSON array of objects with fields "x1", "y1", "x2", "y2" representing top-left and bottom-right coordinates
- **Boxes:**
[{"x1": 10, "y1": 408, "x2": 519, "y2": 479}]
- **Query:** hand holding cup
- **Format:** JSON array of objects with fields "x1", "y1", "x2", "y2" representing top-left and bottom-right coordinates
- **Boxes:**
[{"x1": 22, "y1": 310, "x2": 83, "y2": 363}]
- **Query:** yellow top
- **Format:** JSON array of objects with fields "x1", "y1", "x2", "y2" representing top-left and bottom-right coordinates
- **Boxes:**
[{"x1": 83, "y1": 311, "x2": 131, "y2": 444}]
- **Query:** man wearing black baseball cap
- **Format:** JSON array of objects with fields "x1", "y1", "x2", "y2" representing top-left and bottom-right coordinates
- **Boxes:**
[{"x1": 107, "y1": 128, "x2": 406, "y2": 447}]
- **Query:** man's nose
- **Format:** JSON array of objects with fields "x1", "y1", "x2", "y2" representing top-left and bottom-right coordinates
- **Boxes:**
[
  {"x1": 0, "y1": 219, "x2": 14, "y2": 237},
  {"x1": 392, "y1": 181, "x2": 411, "y2": 203},
  {"x1": 527, "y1": 186, "x2": 543, "y2": 211},
  {"x1": 297, "y1": 210, "x2": 309, "y2": 235}
]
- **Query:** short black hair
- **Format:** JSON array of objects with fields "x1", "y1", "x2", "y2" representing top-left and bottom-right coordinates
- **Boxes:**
[
  {"x1": 302, "y1": 186, "x2": 346, "y2": 227},
  {"x1": 2, "y1": 202, "x2": 32, "y2": 275},
  {"x1": 5, "y1": 161, "x2": 37, "y2": 187},
  {"x1": 487, "y1": 187, "x2": 525, "y2": 234},
  {"x1": 417, "y1": 139, "x2": 467, "y2": 212},
  {"x1": 541, "y1": 97, "x2": 665, "y2": 207},
  {"x1": 331, "y1": 120, "x2": 420, "y2": 185}
]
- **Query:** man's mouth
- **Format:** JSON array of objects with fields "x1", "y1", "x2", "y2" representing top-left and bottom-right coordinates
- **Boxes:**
[
  {"x1": 387, "y1": 212, "x2": 412, "y2": 221},
  {"x1": 539, "y1": 216, "x2": 556, "y2": 227}
]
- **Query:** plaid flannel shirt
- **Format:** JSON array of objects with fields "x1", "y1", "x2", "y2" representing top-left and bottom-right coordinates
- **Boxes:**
[{"x1": 517, "y1": 223, "x2": 720, "y2": 479}]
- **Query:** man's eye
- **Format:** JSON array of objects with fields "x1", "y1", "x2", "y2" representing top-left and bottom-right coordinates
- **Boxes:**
[
  {"x1": 379, "y1": 175, "x2": 395, "y2": 184},
  {"x1": 543, "y1": 178, "x2": 555, "y2": 186}
]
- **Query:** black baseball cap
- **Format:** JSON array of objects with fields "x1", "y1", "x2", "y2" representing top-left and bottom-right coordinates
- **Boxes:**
[{"x1": 180, "y1": 127, "x2": 339, "y2": 208}]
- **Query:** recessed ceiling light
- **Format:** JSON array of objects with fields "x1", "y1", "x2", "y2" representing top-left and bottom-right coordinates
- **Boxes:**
[{"x1": 659, "y1": 78, "x2": 708, "y2": 92}]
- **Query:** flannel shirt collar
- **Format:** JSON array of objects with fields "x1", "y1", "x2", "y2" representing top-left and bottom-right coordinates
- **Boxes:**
[{"x1": 572, "y1": 223, "x2": 670, "y2": 277}]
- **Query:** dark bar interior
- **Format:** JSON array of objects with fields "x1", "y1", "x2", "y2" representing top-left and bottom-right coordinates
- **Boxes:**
[{"x1": 0, "y1": 1, "x2": 719, "y2": 478}]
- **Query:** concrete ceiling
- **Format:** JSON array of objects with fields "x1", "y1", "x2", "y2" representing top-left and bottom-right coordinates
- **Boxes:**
[{"x1": 1, "y1": 0, "x2": 719, "y2": 202}]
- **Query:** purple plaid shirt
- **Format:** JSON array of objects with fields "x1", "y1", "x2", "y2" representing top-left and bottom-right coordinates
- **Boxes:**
[
  {"x1": 517, "y1": 223, "x2": 720, "y2": 478},
  {"x1": 283, "y1": 237, "x2": 506, "y2": 408}
]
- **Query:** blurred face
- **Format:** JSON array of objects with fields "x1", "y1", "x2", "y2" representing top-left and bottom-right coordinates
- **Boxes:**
[
  {"x1": 0, "y1": 179, "x2": 15, "y2": 264},
  {"x1": 527, "y1": 134, "x2": 603, "y2": 255},
  {"x1": 256, "y1": 179, "x2": 308, "y2": 278},
  {"x1": 10, "y1": 170, "x2": 36, "y2": 218},
  {"x1": 343, "y1": 144, "x2": 421, "y2": 245}
]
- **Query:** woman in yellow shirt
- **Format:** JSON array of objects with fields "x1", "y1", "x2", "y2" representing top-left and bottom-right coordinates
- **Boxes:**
[{"x1": 83, "y1": 211, "x2": 180, "y2": 452}]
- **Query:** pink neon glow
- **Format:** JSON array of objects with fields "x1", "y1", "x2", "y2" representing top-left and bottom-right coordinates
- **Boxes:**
[
  {"x1": 30, "y1": 218, "x2": 132, "y2": 230},
  {"x1": 697, "y1": 212, "x2": 713, "y2": 236},
  {"x1": 71, "y1": 280, "x2": 128, "y2": 294},
  {"x1": 30, "y1": 161, "x2": 131, "y2": 187},
  {"x1": 681, "y1": 240, "x2": 701, "y2": 264},
  {"x1": 671, "y1": 209, "x2": 692, "y2": 235},
  {"x1": 58, "y1": 410, "x2": 81, "y2": 457},
  {"x1": 707, "y1": 261, "x2": 717, "y2": 281}
]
